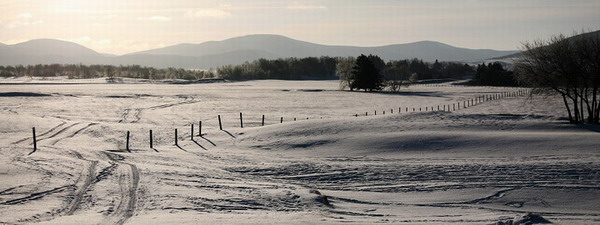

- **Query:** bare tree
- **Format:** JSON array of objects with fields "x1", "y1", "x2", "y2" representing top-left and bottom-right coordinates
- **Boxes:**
[
  {"x1": 336, "y1": 56, "x2": 355, "y2": 90},
  {"x1": 386, "y1": 61, "x2": 410, "y2": 92},
  {"x1": 515, "y1": 31, "x2": 600, "y2": 124}
]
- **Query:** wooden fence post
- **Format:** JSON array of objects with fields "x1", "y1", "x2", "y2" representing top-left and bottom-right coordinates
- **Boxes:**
[
  {"x1": 175, "y1": 128, "x2": 179, "y2": 146},
  {"x1": 280, "y1": 117, "x2": 283, "y2": 123},
  {"x1": 239, "y1": 112, "x2": 244, "y2": 128},
  {"x1": 218, "y1": 115, "x2": 223, "y2": 130},
  {"x1": 32, "y1": 127, "x2": 37, "y2": 152},
  {"x1": 174, "y1": 129, "x2": 178, "y2": 146},
  {"x1": 262, "y1": 115, "x2": 265, "y2": 126},
  {"x1": 149, "y1": 130, "x2": 153, "y2": 149},
  {"x1": 199, "y1": 121, "x2": 202, "y2": 136},
  {"x1": 126, "y1": 131, "x2": 130, "y2": 152},
  {"x1": 191, "y1": 124, "x2": 194, "y2": 140}
]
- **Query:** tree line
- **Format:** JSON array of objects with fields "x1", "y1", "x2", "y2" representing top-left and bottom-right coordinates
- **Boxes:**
[
  {"x1": 0, "y1": 64, "x2": 216, "y2": 80},
  {"x1": 0, "y1": 55, "x2": 520, "y2": 92},
  {"x1": 472, "y1": 62, "x2": 518, "y2": 86},
  {"x1": 336, "y1": 55, "x2": 477, "y2": 91},
  {"x1": 217, "y1": 56, "x2": 476, "y2": 90},
  {"x1": 1, "y1": 57, "x2": 480, "y2": 85},
  {"x1": 216, "y1": 57, "x2": 338, "y2": 80}
]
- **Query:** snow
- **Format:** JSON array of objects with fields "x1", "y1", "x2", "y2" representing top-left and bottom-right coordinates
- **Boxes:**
[{"x1": 1, "y1": 79, "x2": 599, "y2": 224}]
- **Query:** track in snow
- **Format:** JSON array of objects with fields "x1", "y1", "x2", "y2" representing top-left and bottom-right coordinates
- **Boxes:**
[
  {"x1": 65, "y1": 151, "x2": 98, "y2": 215},
  {"x1": 101, "y1": 151, "x2": 140, "y2": 225},
  {"x1": 12, "y1": 121, "x2": 67, "y2": 144},
  {"x1": 0, "y1": 185, "x2": 73, "y2": 205},
  {"x1": 50, "y1": 123, "x2": 98, "y2": 146},
  {"x1": 118, "y1": 96, "x2": 199, "y2": 123}
]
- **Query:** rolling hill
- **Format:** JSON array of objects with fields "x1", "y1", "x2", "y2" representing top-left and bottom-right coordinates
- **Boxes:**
[{"x1": 0, "y1": 35, "x2": 518, "y2": 69}]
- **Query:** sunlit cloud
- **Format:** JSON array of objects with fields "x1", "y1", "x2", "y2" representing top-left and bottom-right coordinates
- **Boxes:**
[
  {"x1": 4, "y1": 39, "x2": 30, "y2": 45},
  {"x1": 287, "y1": 2, "x2": 326, "y2": 10},
  {"x1": 72, "y1": 36, "x2": 92, "y2": 43},
  {"x1": 6, "y1": 13, "x2": 44, "y2": 29},
  {"x1": 67, "y1": 36, "x2": 111, "y2": 46},
  {"x1": 91, "y1": 14, "x2": 118, "y2": 20},
  {"x1": 61, "y1": 36, "x2": 114, "y2": 53},
  {"x1": 18, "y1": 13, "x2": 33, "y2": 19},
  {"x1": 185, "y1": 7, "x2": 232, "y2": 19},
  {"x1": 138, "y1": 16, "x2": 171, "y2": 22}
]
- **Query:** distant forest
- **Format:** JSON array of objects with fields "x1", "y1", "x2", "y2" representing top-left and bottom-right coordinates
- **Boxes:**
[
  {"x1": 0, "y1": 64, "x2": 216, "y2": 80},
  {"x1": 0, "y1": 56, "x2": 516, "y2": 86},
  {"x1": 216, "y1": 56, "x2": 475, "y2": 81}
]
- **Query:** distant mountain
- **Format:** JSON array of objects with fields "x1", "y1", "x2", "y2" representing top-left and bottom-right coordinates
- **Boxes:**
[
  {"x1": 0, "y1": 39, "x2": 109, "y2": 65},
  {"x1": 1, "y1": 34, "x2": 518, "y2": 69},
  {"x1": 9, "y1": 39, "x2": 100, "y2": 57},
  {"x1": 113, "y1": 49, "x2": 278, "y2": 69},
  {"x1": 133, "y1": 34, "x2": 517, "y2": 63}
]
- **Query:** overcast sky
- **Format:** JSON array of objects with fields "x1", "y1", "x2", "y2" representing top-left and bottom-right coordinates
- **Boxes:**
[{"x1": 1, "y1": 0, "x2": 599, "y2": 55}]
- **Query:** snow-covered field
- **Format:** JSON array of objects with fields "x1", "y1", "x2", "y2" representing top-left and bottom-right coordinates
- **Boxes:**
[{"x1": 1, "y1": 79, "x2": 599, "y2": 224}]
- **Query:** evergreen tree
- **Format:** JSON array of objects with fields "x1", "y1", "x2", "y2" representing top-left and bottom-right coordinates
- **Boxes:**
[
  {"x1": 350, "y1": 54, "x2": 383, "y2": 91},
  {"x1": 474, "y1": 62, "x2": 517, "y2": 86},
  {"x1": 431, "y1": 59, "x2": 442, "y2": 79}
]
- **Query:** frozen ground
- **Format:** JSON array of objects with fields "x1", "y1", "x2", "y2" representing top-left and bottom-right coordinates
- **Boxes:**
[{"x1": 1, "y1": 79, "x2": 599, "y2": 224}]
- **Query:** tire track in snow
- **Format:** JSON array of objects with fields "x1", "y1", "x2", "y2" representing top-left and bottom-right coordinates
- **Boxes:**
[
  {"x1": 34, "y1": 122, "x2": 82, "y2": 142},
  {"x1": 118, "y1": 109, "x2": 141, "y2": 123},
  {"x1": 118, "y1": 96, "x2": 198, "y2": 123},
  {"x1": 12, "y1": 121, "x2": 67, "y2": 144},
  {"x1": 50, "y1": 123, "x2": 98, "y2": 146},
  {"x1": 101, "y1": 151, "x2": 140, "y2": 225},
  {"x1": 65, "y1": 151, "x2": 98, "y2": 215},
  {"x1": 0, "y1": 185, "x2": 73, "y2": 205}
]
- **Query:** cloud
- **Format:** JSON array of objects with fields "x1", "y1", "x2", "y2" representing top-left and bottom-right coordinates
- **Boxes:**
[
  {"x1": 67, "y1": 36, "x2": 112, "y2": 46},
  {"x1": 185, "y1": 8, "x2": 232, "y2": 19},
  {"x1": 287, "y1": 2, "x2": 326, "y2": 10},
  {"x1": 6, "y1": 13, "x2": 44, "y2": 29},
  {"x1": 18, "y1": 13, "x2": 33, "y2": 19},
  {"x1": 138, "y1": 15, "x2": 171, "y2": 22},
  {"x1": 63, "y1": 36, "x2": 112, "y2": 52},
  {"x1": 60, "y1": 37, "x2": 162, "y2": 55},
  {"x1": 91, "y1": 14, "x2": 117, "y2": 20},
  {"x1": 102, "y1": 14, "x2": 118, "y2": 20},
  {"x1": 3, "y1": 39, "x2": 29, "y2": 45},
  {"x1": 72, "y1": 36, "x2": 92, "y2": 43},
  {"x1": 149, "y1": 16, "x2": 171, "y2": 21}
]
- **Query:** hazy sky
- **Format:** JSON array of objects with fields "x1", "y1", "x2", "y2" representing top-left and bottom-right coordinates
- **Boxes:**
[{"x1": 1, "y1": 0, "x2": 599, "y2": 55}]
